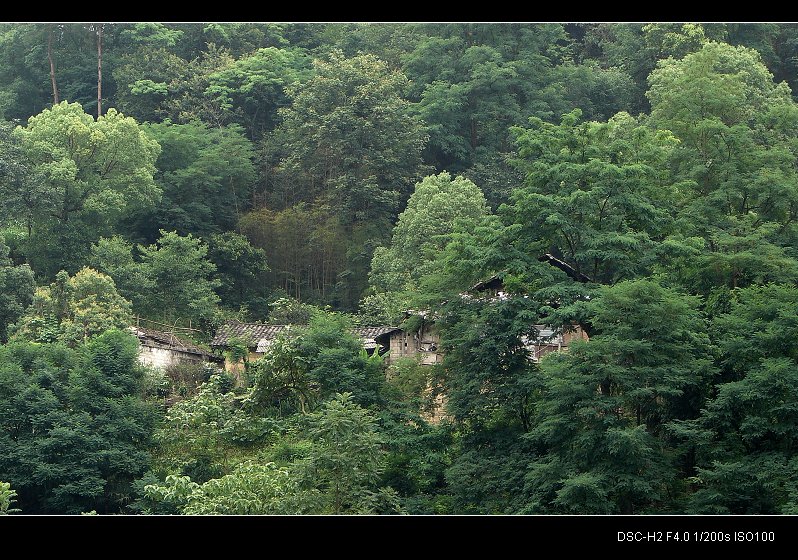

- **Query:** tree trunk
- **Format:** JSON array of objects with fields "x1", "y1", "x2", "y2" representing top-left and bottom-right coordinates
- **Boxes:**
[
  {"x1": 96, "y1": 24, "x2": 103, "y2": 118},
  {"x1": 47, "y1": 26, "x2": 59, "y2": 104}
]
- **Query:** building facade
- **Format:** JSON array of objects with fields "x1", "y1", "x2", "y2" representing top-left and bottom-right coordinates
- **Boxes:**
[{"x1": 132, "y1": 327, "x2": 219, "y2": 370}]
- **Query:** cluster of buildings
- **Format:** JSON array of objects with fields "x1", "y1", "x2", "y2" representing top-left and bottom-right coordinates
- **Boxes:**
[{"x1": 134, "y1": 276, "x2": 588, "y2": 380}]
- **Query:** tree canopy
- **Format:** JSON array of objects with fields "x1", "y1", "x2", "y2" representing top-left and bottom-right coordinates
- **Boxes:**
[{"x1": 5, "y1": 23, "x2": 798, "y2": 516}]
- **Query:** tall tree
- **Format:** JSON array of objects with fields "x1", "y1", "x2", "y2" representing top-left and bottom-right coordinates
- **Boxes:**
[
  {"x1": 506, "y1": 109, "x2": 678, "y2": 286},
  {"x1": 47, "y1": 25, "x2": 59, "y2": 105},
  {"x1": 647, "y1": 42, "x2": 798, "y2": 293},
  {"x1": 125, "y1": 121, "x2": 256, "y2": 242},
  {"x1": 366, "y1": 172, "x2": 490, "y2": 320},
  {"x1": 264, "y1": 51, "x2": 428, "y2": 223},
  {"x1": 526, "y1": 280, "x2": 713, "y2": 513},
  {"x1": 96, "y1": 23, "x2": 103, "y2": 118},
  {"x1": 0, "y1": 241, "x2": 35, "y2": 342},
  {"x1": 307, "y1": 393, "x2": 396, "y2": 514},
  {"x1": 206, "y1": 232, "x2": 270, "y2": 315},
  {"x1": 13, "y1": 102, "x2": 160, "y2": 277},
  {"x1": 204, "y1": 47, "x2": 311, "y2": 140}
]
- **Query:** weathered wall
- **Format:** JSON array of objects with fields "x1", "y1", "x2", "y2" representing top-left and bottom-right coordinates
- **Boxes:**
[
  {"x1": 224, "y1": 350, "x2": 263, "y2": 371},
  {"x1": 138, "y1": 345, "x2": 205, "y2": 369},
  {"x1": 386, "y1": 324, "x2": 442, "y2": 365}
]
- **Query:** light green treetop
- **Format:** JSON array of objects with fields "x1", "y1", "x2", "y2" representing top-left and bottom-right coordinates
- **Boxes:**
[
  {"x1": 9, "y1": 267, "x2": 132, "y2": 346},
  {"x1": 16, "y1": 101, "x2": 161, "y2": 223}
]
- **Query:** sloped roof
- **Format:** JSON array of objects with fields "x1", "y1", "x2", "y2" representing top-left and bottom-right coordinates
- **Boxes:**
[
  {"x1": 211, "y1": 321, "x2": 400, "y2": 349},
  {"x1": 131, "y1": 326, "x2": 213, "y2": 358},
  {"x1": 354, "y1": 326, "x2": 400, "y2": 341},
  {"x1": 211, "y1": 323, "x2": 288, "y2": 347}
]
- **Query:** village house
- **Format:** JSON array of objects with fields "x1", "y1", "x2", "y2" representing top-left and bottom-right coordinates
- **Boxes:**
[
  {"x1": 469, "y1": 273, "x2": 590, "y2": 361},
  {"x1": 211, "y1": 319, "x2": 447, "y2": 422},
  {"x1": 383, "y1": 318, "x2": 444, "y2": 366},
  {"x1": 131, "y1": 326, "x2": 221, "y2": 369},
  {"x1": 525, "y1": 324, "x2": 589, "y2": 362},
  {"x1": 211, "y1": 322, "x2": 413, "y2": 373}
]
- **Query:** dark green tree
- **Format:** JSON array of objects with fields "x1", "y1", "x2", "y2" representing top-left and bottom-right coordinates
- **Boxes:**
[
  {"x1": 263, "y1": 50, "x2": 428, "y2": 227},
  {"x1": 440, "y1": 293, "x2": 541, "y2": 514},
  {"x1": 249, "y1": 313, "x2": 385, "y2": 414},
  {"x1": 0, "y1": 330, "x2": 158, "y2": 514},
  {"x1": 307, "y1": 393, "x2": 397, "y2": 514},
  {"x1": 526, "y1": 280, "x2": 713, "y2": 514},
  {"x1": 204, "y1": 47, "x2": 311, "y2": 139},
  {"x1": 0, "y1": 241, "x2": 35, "y2": 342},
  {"x1": 126, "y1": 121, "x2": 256, "y2": 242},
  {"x1": 506, "y1": 109, "x2": 678, "y2": 285},
  {"x1": 677, "y1": 284, "x2": 798, "y2": 513},
  {"x1": 207, "y1": 232, "x2": 270, "y2": 315}
]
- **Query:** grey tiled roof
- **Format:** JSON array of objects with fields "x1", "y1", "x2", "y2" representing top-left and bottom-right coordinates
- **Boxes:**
[
  {"x1": 131, "y1": 326, "x2": 213, "y2": 358},
  {"x1": 210, "y1": 323, "x2": 289, "y2": 347},
  {"x1": 211, "y1": 321, "x2": 400, "y2": 349},
  {"x1": 354, "y1": 326, "x2": 400, "y2": 341}
]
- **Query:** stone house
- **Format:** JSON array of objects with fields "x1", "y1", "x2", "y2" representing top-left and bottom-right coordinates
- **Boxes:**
[
  {"x1": 525, "y1": 324, "x2": 589, "y2": 362},
  {"x1": 383, "y1": 320, "x2": 443, "y2": 366},
  {"x1": 131, "y1": 326, "x2": 220, "y2": 369},
  {"x1": 469, "y1": 274, "x2": 590, "y2": 361}
]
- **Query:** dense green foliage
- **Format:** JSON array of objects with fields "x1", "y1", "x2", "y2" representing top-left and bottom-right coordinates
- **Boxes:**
[
  {"x1": 4, "y1": 23, "x2": 798, "y2": 515},
  {"x1": 0, "y1": 330, "x2": 157, "y2": 513}
]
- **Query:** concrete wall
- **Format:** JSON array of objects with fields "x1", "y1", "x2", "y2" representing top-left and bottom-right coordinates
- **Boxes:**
[
  {"x1": 386, "y1": 324, "x2": 443, "y2": 365},
  {"x1": 529, "y1": 325, "x2": 589, "y2": 362},
  {"x1": 138, "y1": 345, "x2": 206, "y2": 370}
]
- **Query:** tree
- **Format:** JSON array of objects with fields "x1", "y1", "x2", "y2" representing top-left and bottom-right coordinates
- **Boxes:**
[
  {"x1": 112, "y1": 46, "x2": 191, "y2": 123},
  {"x1": 204, "y1": 47, "x2": 312, "y2": 139},
  {"x1": 91, "y1": 231, "x2": 223, "y2": 327},
  {"x1": 526, "y1": 280, "x2": 713, "y2": 513},
  {"x1": 249, "y1": 313, "x2": 386, "y2": 415},
  {"x1": 402, "y1": 24, "x2": 569, "y2": 171},
  {"x1": 151, "y1": 374, "x2": 246, "y2": 482},
  {"x1": 0, "y1": 25, "x2": 66, "y2": 120},
  {"x1": 9, "y1": 267, "x2": 131, "y2": 346},
  {"x1": 264, "y1": 51, "x2": 428, "y2": 225},
  {"x1": 409, "y1": 41, "x2": 522, "y2": 170},
  {"x1": 238, "y1": 203, "x2": 347, "y2": 304},
  {"x1": 307, "y1": 393, "x2": 397, "y2": 514},
  {"x1": 676, "y1": 284, "x2": 798, "y2": 513},
  {"x1": 136, "y1": 230, "x2": 220, "y2": 326},
  {"x1": 90, "y1": 236, "x2": 153, "y2": 313},
  {"x1": 95, "y1": 23, "x2": 103, "y2": 118},
  {"x1": 0, "y1": 241, "x2": 35, "y2": 342},
  {"x1": 0, "y1": 481, "x2": 19, "y2": 514},
  {"x1": 506, "y1": 109, "x2": 678, "y2": 286},
  {"x1": 13, "y1": 102, "x2": 160, "y2": 277},
  {"x1": 433, "y1": 289, "x2": 543, "y2": 514},
  {"x1": 207, "y1": 232, "x2": 270, "y2": 314},
  {"x1": 144, "y1": 462, "x2": 317, "y2": 515},
  {"x1": 368, "y1": 172, "x2": 490, "y2": 305},
  {"x1": 125, "y1": 121, "x2": 256, "y2": 241},
  {"x1": 47, "y1": 25, "x2": 59, "y2": 105},
  {"x1": 0, "y1": 330, "x2": 158, "y2": 514},
  {"x1": 647, "y1": 42, "x2": 798, "y2": 293},
  {"x1": 0, "y1": 120, "x2": 43, "y2": 237}
]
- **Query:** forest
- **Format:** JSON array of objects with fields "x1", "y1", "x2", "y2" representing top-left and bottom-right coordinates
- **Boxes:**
[{"x1": 2, "y1": 22, "x2": 798, "y2": 515}]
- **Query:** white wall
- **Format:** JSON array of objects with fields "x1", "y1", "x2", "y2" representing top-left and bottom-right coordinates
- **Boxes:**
[{"x1": 138, "y1": 345, "x2": 204, "y2": 369}]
